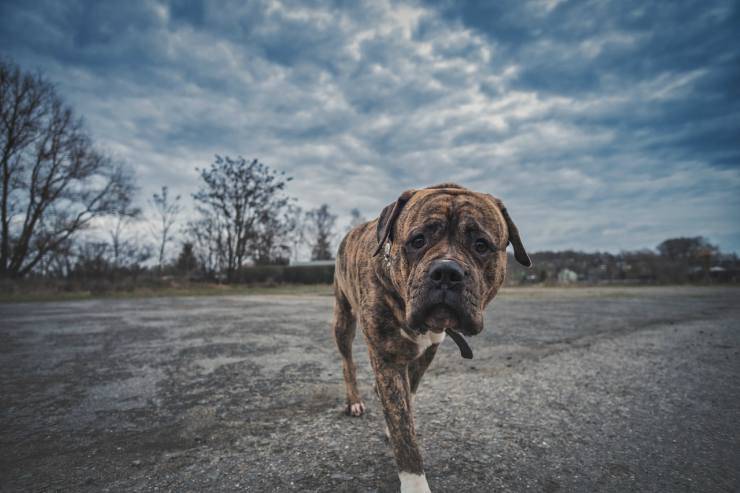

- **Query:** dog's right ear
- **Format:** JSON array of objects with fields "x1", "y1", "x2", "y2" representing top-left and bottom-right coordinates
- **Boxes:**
[
  {"x1": 487, "y1": 195, "x2": 532, "y2": 268},
  {"x1": 500, "y1": 205, "x2": 532, "y2": 268},
  {"x1": 373, "y1": 189, "x2": 415, "y2": 257}
]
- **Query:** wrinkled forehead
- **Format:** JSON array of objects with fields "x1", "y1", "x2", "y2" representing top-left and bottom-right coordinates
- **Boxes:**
[{"x1": 401, "y1": 189, "x2": 506, "y2": 236}]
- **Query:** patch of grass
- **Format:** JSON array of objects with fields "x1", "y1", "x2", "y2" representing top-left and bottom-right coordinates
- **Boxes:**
[
  {"x1": 3, "y1": 281, "x2": 734, "y2": 304},
  {"x1": 0, "y1": 283, "x2": 334, "y2": 304},
  {"x1": 499, "y1": 284, "x2": 737, "y2": 299}
]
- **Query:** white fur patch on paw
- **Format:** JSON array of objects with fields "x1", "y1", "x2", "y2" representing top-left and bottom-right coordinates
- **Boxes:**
[
  {"x1": 347, "y1": 402, "x2": 365, "y2": 416},
  {"x1": 399, "y1": 472, "x2": 431, "y2": 493}
]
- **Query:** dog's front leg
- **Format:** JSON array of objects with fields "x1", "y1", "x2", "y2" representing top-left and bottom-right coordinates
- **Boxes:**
[{"x1": 371, "y1": 354, "x2": 431, "y2": 493}]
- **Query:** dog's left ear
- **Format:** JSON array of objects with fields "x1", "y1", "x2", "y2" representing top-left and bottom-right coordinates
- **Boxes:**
[
  {"x1": 489, "y1": 195, "x2": 532, "y2": 267},
  {"x1": 373, "y1": 189, "x2": 416, "y2": 257}
]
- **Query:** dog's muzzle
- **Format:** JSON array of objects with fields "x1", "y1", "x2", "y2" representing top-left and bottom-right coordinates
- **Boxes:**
[{"x1": 412, "y1": 259, "x2": 478, "y2": 359}]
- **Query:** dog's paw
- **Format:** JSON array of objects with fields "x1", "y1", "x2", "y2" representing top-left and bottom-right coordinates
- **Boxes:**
[
  {"x1": 345, "y1": 401, "x2": 366, "y2": 417},
  {"x1": 399, "y1": 472, "x2": 432, "y2": 493}
]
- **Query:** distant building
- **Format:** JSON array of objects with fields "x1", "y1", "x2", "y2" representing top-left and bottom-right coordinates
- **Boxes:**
[
  {"x1": 289, "y1": 260, "x2": 335, "y2": 267},
  {"x1": 557, "y1": 268, "x2": 578, "y2": 284},
  {"x1": 525, "y1": 273, "x2": 539, "y2": 283},
  {"x1": 709, "y1": 266, "x2": 739, "y2": 283}
]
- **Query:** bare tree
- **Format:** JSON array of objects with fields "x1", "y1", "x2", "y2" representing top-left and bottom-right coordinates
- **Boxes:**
[
  {"x1": 109, "y1": 207, "x2": 151, "y2": 274},
  {"x1": 38, "y1": 236, "x2": 74, "y2": 278},
  {"x1": 252, "y1": 201, "x2": 300, "y2": 265},
  {"x1": 109, "y1": 200, "x2": 142, "y2": 270},
  {"x1": 109, "y1": 227, "x2": 151, "y2": 274},
  {"x1": 149, "y1": 186, "x2": 181, "y2": 271},
  {"x1": 285, "y1": 204, "x2": 305, "y2": 263},
  {"x1": 190, "y1": 156, "x2": 292, "y2": 281},
  {"x1": 306, "y1": 204, "x2": 337, "y2": 261},
  {"x1": 0, "y1": 59, "x2": 136, "y2": 278},
  {"x1": 186, "y1": 215, "x2": 221, "y2": 277},
  {"x1": 72, "y1": 241, "x2": 110, "y2": 279}
]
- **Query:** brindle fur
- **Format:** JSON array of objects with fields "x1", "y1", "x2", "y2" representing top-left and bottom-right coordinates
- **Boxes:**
[{"x1": 332, "y1": 183, "x2": 530, "y2": 484}]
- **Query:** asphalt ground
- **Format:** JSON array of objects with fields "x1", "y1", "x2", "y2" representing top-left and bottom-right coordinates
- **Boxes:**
[{"x1": 1, "y1": 286, "x2": 738, "y2": 492}]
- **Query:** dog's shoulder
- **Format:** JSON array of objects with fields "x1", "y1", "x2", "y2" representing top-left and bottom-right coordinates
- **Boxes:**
[
  {"x1": 337, "y1": 220, "x2": 377, "y2": 264},
  {"x1": 335, "y1": 219, "x2": 382, "y2": 298}
]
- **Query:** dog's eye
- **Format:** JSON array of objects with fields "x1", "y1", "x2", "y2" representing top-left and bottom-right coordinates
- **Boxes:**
[
  {"x1": 474, "y1": 239, "x2": 490, "y2": 254},
  {"x1": 410, "y1": 234, "x2": 426, "y2": 249}
]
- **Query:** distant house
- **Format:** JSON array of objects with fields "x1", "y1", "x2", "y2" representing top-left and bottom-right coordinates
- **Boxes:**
[
  {"x1": 709, "y1": 266, "x2": 739, "y2": 283},
  {"x1": 557, "y1": 268, "x2": 578, "y2": 284},
  {"x1": 289, "y1": 260, "x2": 336, "y2": 267}
]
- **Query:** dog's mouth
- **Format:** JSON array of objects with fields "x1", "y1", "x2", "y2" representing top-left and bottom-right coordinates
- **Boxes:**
[
  {"x1": 420, "y1": 304, "x2": 474, "y2": 359},
  {"x1": 422, "y1": 304, "x2": 459, "y2": 333}
]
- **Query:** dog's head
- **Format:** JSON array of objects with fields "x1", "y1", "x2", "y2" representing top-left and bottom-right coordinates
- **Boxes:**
[{"x1": 373, "y1": 184, "x2": 531, "y2": 337}]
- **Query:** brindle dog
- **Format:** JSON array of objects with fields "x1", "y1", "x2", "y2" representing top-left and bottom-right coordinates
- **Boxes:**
[{"x1": 332, "y1": 183, "x2": 531, "y2": 493}]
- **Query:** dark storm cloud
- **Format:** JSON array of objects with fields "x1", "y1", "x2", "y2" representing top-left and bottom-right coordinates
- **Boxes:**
[
  {"x1": 0, "y1": 0, "x2": 738, "y2": 253},
  {"x1": 425, "y1": 0, "x2": 740, "y2": 168}
]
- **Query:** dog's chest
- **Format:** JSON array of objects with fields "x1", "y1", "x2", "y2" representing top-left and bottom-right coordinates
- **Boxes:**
[{"x1": 401, "y1": 330, "x2": 446, "y2": 357}]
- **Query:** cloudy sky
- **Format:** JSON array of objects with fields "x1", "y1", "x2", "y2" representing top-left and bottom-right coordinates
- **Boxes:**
[{"x1": 1, "y1": 0, "x2": 738, "y2": 254}]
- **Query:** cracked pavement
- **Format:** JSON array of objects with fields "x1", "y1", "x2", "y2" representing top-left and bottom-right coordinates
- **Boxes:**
[{"x1": 1, "y1": 286, "x2": 738, "y2": 492}]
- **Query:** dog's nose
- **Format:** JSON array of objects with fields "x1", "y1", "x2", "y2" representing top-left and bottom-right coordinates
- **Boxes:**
[{"x1": 428, "y1": 259, "x2": 465, "y2": 289}]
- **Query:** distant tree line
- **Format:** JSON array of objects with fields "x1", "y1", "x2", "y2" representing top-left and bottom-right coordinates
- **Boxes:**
[
  {"x1": 506, "y1": 236, "x2": 739, "y2": 285},
  {"x1": 2, "y1": 59, "x2": 738, "y2": 289}
]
